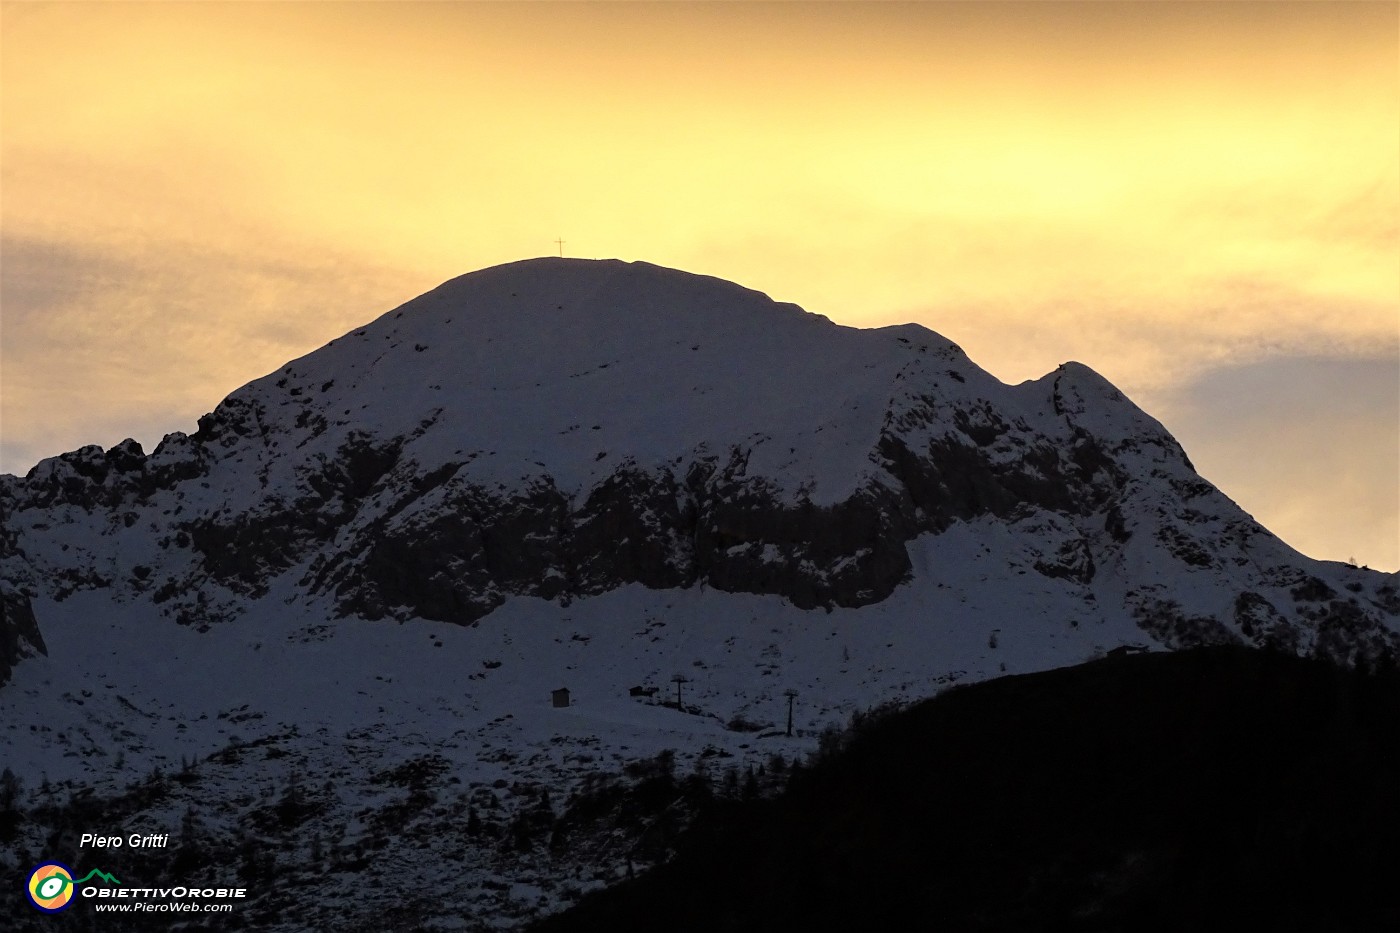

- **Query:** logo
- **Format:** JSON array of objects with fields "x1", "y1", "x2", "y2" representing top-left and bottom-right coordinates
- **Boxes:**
[
  {"x1": 25, "y1": 862, "x2": 122, "y2": 913},
  {"x1": 27, "y1": 862, "x2": 76, "y2": 913}
]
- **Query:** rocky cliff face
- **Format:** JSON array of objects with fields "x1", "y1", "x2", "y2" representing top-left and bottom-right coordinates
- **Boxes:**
[
  {"x1": 2, "y1": 259, "x2": 1397, "y2": 680},
  {"x1": 0, "y1": 592, "x2": 46, "y2": 689},
  {"x1": 0, "y1": 494, "x2": 47, "y2": 687}
]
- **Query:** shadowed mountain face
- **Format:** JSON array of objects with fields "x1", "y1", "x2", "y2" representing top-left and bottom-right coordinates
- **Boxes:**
[
  {"x1": 1, "y1": 258, "x2": 1397, "y2": 684},
  {"x1": 535, "y1": 647, "x2": 1400, "y2": 933}
]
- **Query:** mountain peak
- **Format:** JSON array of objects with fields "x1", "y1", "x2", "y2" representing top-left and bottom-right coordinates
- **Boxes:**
[
  {"x1": 202, "y1": 259, "x2": 968, "y2": 502},
  {"x1": 5, "y1": 257, "x2": 1394, "y2": 644},
  {"x1": 409, "y1": 257, "x2": 823, "y2": 336}
]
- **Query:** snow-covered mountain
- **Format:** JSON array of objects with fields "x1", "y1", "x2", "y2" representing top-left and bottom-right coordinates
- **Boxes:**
[{"x1": 3, "y1": 258, "x2": 1396, "y2": 929}]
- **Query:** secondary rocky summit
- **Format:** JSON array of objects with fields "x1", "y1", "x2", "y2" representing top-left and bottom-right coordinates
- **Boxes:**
[{"x1": 3, "y1": 259, "x2": 1396, "y2": 683}]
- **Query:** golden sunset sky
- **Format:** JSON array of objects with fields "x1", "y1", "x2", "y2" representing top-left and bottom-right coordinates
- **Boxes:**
[{"x1": 2, "y1": 1, "x2": 1397, "y2": 568}]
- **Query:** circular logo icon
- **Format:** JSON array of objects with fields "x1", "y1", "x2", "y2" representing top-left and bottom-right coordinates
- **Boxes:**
[{"x1": 27, "y1": 862, "x2": 76, "y2": 913}]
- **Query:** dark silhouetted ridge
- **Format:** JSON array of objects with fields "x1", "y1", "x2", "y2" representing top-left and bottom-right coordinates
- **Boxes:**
[{"x1": 535, "y1": 646, "x2": 1400, "y2": 933}]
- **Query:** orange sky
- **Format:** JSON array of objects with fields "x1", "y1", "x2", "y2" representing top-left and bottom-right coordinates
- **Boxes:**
[{"x1": 2, "y1": 1, "x2": 1397, "y2": 569}]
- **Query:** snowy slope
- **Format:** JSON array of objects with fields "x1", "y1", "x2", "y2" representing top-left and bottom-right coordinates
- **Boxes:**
[{"x1": 2, "y1": 257, "x2": 1397, "y2": 930}]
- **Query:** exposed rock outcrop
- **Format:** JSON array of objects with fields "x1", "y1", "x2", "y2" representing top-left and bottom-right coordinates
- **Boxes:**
[{"x1": 1, "y1": 591, "x2": 46, "y2": 688}]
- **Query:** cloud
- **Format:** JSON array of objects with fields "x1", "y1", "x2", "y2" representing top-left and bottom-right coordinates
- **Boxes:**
[
  {"x1": 1152, "y1": 354, "x2": 1400, "y2": 572},
  {"x1": 0, "y1": 232, "x2": 427, "y2": 475},
  {"x1": 0, "y1": 236, "x2": 129, "y2": 321}
]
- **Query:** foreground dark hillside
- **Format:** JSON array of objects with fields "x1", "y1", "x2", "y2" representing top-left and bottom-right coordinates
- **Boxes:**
[{"x1": 536, "y1": 647, "x2": 1400, "y2": 933}]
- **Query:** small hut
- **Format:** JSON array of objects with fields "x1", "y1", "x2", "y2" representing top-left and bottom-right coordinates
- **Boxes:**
[{"x1": 552, "y1": 687, "x2": 571, "y2": 708}]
